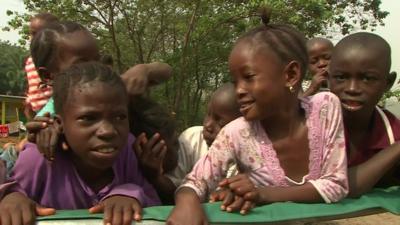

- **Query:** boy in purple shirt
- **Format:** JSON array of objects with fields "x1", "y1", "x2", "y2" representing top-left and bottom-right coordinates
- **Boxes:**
[{"x1": 0, "y1": 62, "x2": 160, "y2": 225}]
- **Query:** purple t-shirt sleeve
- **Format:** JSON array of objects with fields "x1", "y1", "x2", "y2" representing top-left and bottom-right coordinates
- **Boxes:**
[
  {"x1": 104, "y1": 134, "x2": 161, "y2": 207},
  {"x1": 8, "y1": 143, "x2": 47, "y2": 200}
]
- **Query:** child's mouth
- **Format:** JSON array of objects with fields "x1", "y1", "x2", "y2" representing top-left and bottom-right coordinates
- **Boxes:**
[
  {"x1": 239, "y1": 101, "x2": 254, "y2": 115},
  {"x1": 341, "y1": 100, "x2": 363, "y2": 111},
  {"x1": 91, "y1": 147, "x2": 118, "y2": 160}
]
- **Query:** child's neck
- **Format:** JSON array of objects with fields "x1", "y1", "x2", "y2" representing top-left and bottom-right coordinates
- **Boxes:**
[
  {"x1": 72, "y1": 157, "x2": 114, "y2": 193},
  {"x1": 343, "y1": 109, "x2": 374, "y2": 133},
  {"x1": 261, "y1": 100, "x2": 305, "y2": 142}
]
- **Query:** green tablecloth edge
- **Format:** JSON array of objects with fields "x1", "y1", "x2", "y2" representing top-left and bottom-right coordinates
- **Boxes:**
[{"x1": 38, "y1": 186, "x2": 400, "y2": 223}]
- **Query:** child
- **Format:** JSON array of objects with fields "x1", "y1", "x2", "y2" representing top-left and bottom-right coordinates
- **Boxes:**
[
  {"x1": 134, "y1": 83, "x2": 241, "y2": 204},
  {"x1": 166, "y1": 83, "x2": 241, "y2": 187},
  {"x1": 0, "y1": 62, "x2": 160, "y2": 225},
  {"x1": 329, "y1": 32, "x2": 400, "y2": 197},
  {"x1": 24, "y1": 13, "x2": 59, "y2": 119},
  {"x1": 301, "y1": 37, "x2": 334, "y2": 97},
  {"x1": 166, "y1": 10, "x2": 348, "y2": 224}
]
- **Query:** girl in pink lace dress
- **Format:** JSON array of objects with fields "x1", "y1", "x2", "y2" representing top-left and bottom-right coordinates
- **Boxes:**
[{"x1": 166, "y1": 10, "x2": 348, "y2": 225}]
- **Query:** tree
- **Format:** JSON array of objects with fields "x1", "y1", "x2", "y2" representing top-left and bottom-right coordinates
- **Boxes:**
[
  {"x1": 0, "y1": 41, "x2": 28, "y2": 96},
  {"x1": 3, "y1": 0, "x2": 389, "y2": 129}
]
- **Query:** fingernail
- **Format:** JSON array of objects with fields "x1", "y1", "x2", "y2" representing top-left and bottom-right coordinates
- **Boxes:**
[
  {"x1": 42, "y1": 122, "x2": 47, "y2": 127},
  {"x1": 227, "y1": 207, "x2": 232, "y2": 212},
  {"x1": 106, "y1": 223, "x2": 111, "y2": 225},
  {"x1": 240, "y1": 210, "x2": 246, "y2": 215},
  {"x1": 220, "y1": 205, "x2": 225, "y2": 210}
]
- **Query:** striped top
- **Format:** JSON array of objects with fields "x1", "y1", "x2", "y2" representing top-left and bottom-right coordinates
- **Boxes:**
[{"x1": 25, "y1": 56, "x2": 53, "y2": 112}]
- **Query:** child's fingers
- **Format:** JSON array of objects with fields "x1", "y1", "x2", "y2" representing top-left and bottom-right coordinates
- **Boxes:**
[
  {"x1": 220, "y1": 191, "x2": 234, "y2": 211},
  {"x1": 111, "y1": 205, "x2": 123, "y2": 225},
  {"x1": 226, "y1": 196, "x2": 244, "y2": 213},
  {"x1": 21, "y1": 203, "x2": 35, "y2": 225},
  {"x1": 228, "y1": 181, "x2": 255, "y2": 196},
  {"x1": 132, "y1": 203, "x2": 142, "y2": 221},
  {"x1": 0, "y1": 211, "x2": 11, "y2": 225},
  {"x1": 122, "y1": 206, "x2": 133, "y2": 225},
  {"x1": 158, "y1": 146, "x2": 167, "y2": 161},
  {"x1": 26, "y1": 121, "x2": 47, "y2": 133},
  {"x1": 145, "y1": 133, "x2": 160, "y2": 149},
  {"x1": 35, "y1": 204, "x2": 55, "y2": 216},
  {"x1": 10, "y1": 211, "x2": 22, "y2": 225},
  {"x1": 133, "y1": 136, "x2": 144, "y2": 158},
  {"x1": 240, "y1": 201, "x2": 255, "y2": 215},
  {"x1": 218, "y1": 178, "x2": 230, "y2": 187},
  {"x1": 88, "y1": 203, "x2": 104, "y2": 214},
  {"x1": 101, "y1": 204, "x2": 113, "y2": 225},
  {"x1": 151, "y1": 140, "x2": 165, "y2": 156},
  {"x1": 49, "y1": 130, "x2": 59, "y2": 161}
]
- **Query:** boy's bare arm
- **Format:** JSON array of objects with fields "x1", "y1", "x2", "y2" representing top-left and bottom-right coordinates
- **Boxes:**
[
  {"x1": 145, "y1": 62, "x2": 173, "y2": 85},
  {"x1": 348, "y1": 142, "x2": 400, "y2": 197},
  {"x1": 121, "y1": 62, "x2": 172, "y2": 96}
]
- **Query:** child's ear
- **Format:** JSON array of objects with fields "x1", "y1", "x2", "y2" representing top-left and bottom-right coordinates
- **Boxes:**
[
  {"x1": 284, "y1": 61, "x2": 302, "y2": 89},
  {"x1": 53, "y1": 114, "x2": 64, "y2": 133},
  {"x1": 386, "y1": 71, "x2": 397, "y2": 92}
]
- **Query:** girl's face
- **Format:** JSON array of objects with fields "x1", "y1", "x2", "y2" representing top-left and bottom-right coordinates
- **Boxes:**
[
  {"x1": 53, "y1": 30, "x2": 100, "y2": 75},
  {"x1": 60, "y1": 82, "x2": 129, "y2": 172},
  {"x1": 229, "y1": 41, "x2": 288, "y2": 121}
]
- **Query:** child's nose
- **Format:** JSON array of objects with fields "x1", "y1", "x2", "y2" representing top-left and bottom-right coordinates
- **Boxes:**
[
  {"x1": 96, "y1": 121, "x2": 117, "y2": 139},
  {"x1": 345, "y1": 79, "x2": 362, "y2": 95}
]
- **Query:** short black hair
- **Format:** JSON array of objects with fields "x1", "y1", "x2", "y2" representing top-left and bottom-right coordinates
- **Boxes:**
[
  {"x1": 237, "y1": 8, "x2": 308, "y2": 79},
  {"x1": 53, "y1": 61, "x2": 127, "y2": 115},
  {"x1": 333, "y1": 32, "x2": 391, "y2": 73},
  {"x1": 129, "y1": 96, "x2": 178, "y2": 172},
  {"x1": 30, "y1": 21, "x2": 88, "y2": 79},
  {"x1": 307, "y1": 37, "x2": 334, "y2": 50}
]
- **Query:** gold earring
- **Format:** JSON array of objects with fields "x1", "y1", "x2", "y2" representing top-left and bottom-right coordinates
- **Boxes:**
[{"x1": 289, "y1": 86, "x2": 295, "y2": 93}]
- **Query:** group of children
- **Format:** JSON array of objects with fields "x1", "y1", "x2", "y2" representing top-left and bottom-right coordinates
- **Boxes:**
[{"x1": 0, "y1": 8, "x2": 399, "y2": 225}]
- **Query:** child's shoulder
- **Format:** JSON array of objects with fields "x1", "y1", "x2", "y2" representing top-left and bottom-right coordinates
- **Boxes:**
[
  {"x1": 306, "y1": 91, "x2": 340, "y2": 104},
  {"x1": 179, "y1": 126, "x2": 203, "y2": 140},
  {"x1": 302, "y1": 92, "x2": 341, "y2": 112}
]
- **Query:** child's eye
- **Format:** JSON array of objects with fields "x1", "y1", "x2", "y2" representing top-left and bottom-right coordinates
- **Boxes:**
[
  {"x1": 115, "y1": 114, "x2": 127, "y2": 121},
  {"x1": 362, "y1": 75, "x2": 378, "y2": 82},
  {"x1": 332, "y1": 74, "x2": 346, "y2": 82},
  {"x1": 323, "y1": 54, "x2": 331, "y2": 60},
  {"x1": 78, "y1": 115, "x2": 96, "y2": 122},
  {"x1": 243, "y1": 73, "x2": 255, "y2": 80}
]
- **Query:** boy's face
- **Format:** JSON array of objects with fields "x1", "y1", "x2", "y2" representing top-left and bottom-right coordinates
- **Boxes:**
[
  {"x1": 56, "y1": 31, "x2": 100, "y2": 74},
  {"x1": 60, "y1": 82, "x2": 129, "y2": 172},
  {"x1": 308, "y1": 42, "x2": 332, "y2": 76},
  {"x1": 329, "y1": 47, "x2": 390, "y2": 118},
  {"x1": 203, "y1": 97, "x2": 239, "y2": 147},
  {"x1": 29, "y1": 18, "x2": 45, "y2": 40}
]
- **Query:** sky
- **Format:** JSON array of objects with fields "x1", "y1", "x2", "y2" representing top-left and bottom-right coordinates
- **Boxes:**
[{"x1": 1, "y1": 0, "x2": 399, "y2": 87}]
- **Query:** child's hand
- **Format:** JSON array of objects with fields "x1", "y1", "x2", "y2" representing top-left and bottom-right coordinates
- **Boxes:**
[
  {"x1": 121, "y1": 64, "x2": 149, "y2": 96},
  {"x1": 209, "y1": 188, "x2": 232, "y2": 203},
  {"x1": 218, "y1": 174, "x2": 258, "y2": 214},
  {"x1": 89, "y1": 195, "x2": 142, "y2": 225},
  {"x1": 309, "y1": 70, "x2": 328, "y2": 91},
  {"x1": 0, "y1": 192, "x2": 55, "y2": 225},
  {"x1": 26, "y1": 112, "x2": 53, "y2": 143},
  {"x1": 134, "y1": 133, "x2": 167, "y2": 179},
  {"x1": 26, "y1": 113, "x2": 67, "y2": 161},
  {"x1": 166, "y1": 189, "x2": 208, "y2": 225}
]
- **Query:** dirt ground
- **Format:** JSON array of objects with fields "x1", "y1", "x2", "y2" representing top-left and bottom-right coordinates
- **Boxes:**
[{"x1": 310, "y1": 212, "x2": 400, "y2": 225}]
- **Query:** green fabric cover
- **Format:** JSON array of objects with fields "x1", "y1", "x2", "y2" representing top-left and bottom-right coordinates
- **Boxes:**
[{"x1": 38, "y1": 186, "x2": 400, "y2": 223}]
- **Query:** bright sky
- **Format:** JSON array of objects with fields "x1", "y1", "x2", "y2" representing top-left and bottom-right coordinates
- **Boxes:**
[{"x1": 1, "y1": 0, "x2": 399, "y2": 87}]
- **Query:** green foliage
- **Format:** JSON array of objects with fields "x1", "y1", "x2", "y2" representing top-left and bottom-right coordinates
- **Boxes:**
[
  {"x1": 2, "y1": 0, "x2": 388, "y2": 130},
  {"x1": 0, "y1": 41, "x2": 28, "y2": 96}
]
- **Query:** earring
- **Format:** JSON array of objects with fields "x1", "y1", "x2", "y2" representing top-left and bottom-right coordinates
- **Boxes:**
[{"x1": 289, "y1": 86, "x2": 295, "y2": 93}]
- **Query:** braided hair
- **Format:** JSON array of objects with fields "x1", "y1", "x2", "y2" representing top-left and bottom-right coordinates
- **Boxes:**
[
  {"x1": 238, "y1": 8, "x2": 308, "y2": 79},
  {"x1": 30, "y1": 21, "x2": 89, "y2": 80},
  {"x1": 53, "y1": 61, "x2": 127, "y2": 115}
]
